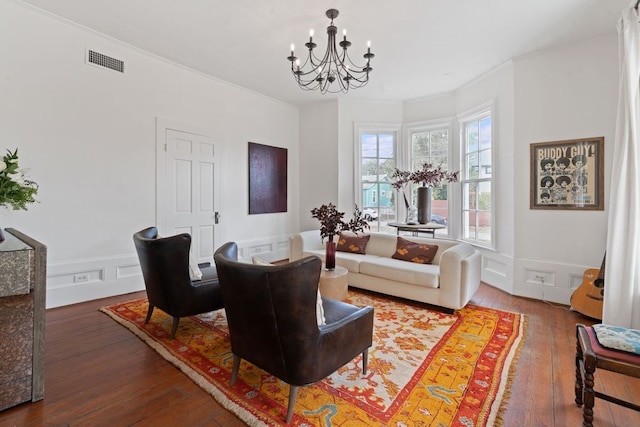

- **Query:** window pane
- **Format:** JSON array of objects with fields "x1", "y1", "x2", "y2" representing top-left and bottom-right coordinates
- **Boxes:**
[
  {"x1": 412, "y1": 132, "x2": 430, "y2": 158},
  {"x1": 361, "y1": 134, "x2": 378, "y2": 157},
  {"x1": 463, "y1": 210, "x2": 476, "y2": 240},
  {"x1": 361, "y1": 159, "x2": 378, "y2": 179},
  {"x1": 476, "y1": 181, "x2": 492, "y2": 244},
  {"x1": 478, "y1": 181, "x2": 491, "y2": 211},
  {"x1": 464, "y1": 182, "x2": 477, "y2": 210},
  {"x1": 431, "y1": 131, "x2": 448, "y2": 160},
  {"x1": 466, "y1": 122, "x2": 479, "y2": 152},
  {"x1": 466, "y1": 152, "x2": 479, "y2": 179},
  {"x1": 480, "y1": 149, "x2": 492, "y2": 178},
  {"x1": 380, "y1": 158, "x2": 396, "y2": 178},
  {"x1": 379, "y1": 134, "x2": 395, "y2": 159},
  {"x1": 479, "y1": 116, "x2": 491, "y2": 150}
]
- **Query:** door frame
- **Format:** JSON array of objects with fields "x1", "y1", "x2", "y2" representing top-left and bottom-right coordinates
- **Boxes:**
[{"x1": 155, "y1": 117, "x2": 225, "y2": 250}]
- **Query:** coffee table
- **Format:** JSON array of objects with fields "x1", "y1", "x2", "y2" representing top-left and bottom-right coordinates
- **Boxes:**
[{"x1": 319, "y1": 265, "x2": 349, "y2": 301}]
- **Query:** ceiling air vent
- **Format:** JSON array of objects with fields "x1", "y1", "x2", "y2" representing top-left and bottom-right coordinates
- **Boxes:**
[{"x1": 86, "y1": 49, "x2": 124, "y2": 73}]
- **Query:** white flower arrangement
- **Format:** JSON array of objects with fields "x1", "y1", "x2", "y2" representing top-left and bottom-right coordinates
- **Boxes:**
[{"x1": 0, "y1": 149, "x2": 38, "y2": 210}]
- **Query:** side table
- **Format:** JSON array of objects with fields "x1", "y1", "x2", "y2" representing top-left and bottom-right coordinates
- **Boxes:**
[
  {"x1": 319, "y1": 265, "x2": 349, "y2": 301},
  {"x1": 387, "y1": 222, "x2": 445, "y2": 238}
]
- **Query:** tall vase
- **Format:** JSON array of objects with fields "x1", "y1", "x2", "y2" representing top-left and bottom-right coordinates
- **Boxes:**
[
  {"x1": 417, "y1": 186, "x2": 432, "y2": 224},
  {"x1": 325, "y1": 236, "x2": 336, "y2": 271}
]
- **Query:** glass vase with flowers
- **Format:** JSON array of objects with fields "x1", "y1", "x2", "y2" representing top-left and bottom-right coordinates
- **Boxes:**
[
  {"x1": 311, "y1": 203, "x2": 369, "y2": 270},
  {"x1": 391, "y1": 163, "x2": 459, "y2": 224}
]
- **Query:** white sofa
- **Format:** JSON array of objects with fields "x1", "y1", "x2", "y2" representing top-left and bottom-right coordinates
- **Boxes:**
[{"x1": 290, "y1": 230, "x2": 482, "y2": 311}]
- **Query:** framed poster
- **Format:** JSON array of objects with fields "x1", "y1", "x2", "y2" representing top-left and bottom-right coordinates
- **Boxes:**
[
  {"x1": 530, "y1": 137, "x2": 604, "y2": 210},
  {"x1": 248, "y1": 142, "x2": 287, "y2": 214}
]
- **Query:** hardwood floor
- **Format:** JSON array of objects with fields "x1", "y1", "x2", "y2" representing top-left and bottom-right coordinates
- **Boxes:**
[{"x1": 1, "y1": 283, "x2": 639, "y2": 426}]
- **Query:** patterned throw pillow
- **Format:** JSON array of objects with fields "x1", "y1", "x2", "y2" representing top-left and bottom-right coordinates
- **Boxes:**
[
  {"x1": 593, "y1": 324, "x2": 640, "y2": 355},
  {"x1": 336, "y1": 233, "x2": 371, "y2": 254},
  {"x1": 391, "y1": 237, "x2": 438, "y2": 264}
]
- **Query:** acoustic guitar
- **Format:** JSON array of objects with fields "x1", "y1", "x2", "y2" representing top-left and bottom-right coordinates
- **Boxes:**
[{"x1": 570, "y1": 254, "x2": 605, "y2": 320}]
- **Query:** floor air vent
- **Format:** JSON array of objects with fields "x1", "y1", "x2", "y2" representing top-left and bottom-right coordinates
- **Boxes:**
[{"x1": 87, "y1": 49, "x2": 124, "y2": 73}]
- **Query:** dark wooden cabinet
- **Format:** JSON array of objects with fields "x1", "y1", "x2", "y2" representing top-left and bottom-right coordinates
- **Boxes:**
[{"x1": 0, "y1": 229, "x2": 46, "y2": 411}]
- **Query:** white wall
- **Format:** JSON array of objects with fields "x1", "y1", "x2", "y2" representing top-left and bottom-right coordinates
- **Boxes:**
[
  {"x1": 0, "y1": 2, "x2": 300, "y2": 307},
  {"x1": 512, "y1": 35, "x2": 618, "y2": 302},
  {"x1": 298, "y1": 100, "x2": 339, "y2": 231}
]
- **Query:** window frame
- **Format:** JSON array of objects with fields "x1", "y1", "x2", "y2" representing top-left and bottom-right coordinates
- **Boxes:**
[
  {"x1": 457, "y1": 101, "x2": 495, "y2": 248},
  {"x1": 354, "y1": 122, "x2": 402, "y2": 232},
  {"x1": 404, "y1": 119, "x2": 455, "y2": 237}
]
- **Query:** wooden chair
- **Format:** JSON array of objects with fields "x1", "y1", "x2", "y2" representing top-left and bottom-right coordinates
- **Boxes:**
[{"x1": 575, "y1": 323, "x2": 640, "y2": 427}]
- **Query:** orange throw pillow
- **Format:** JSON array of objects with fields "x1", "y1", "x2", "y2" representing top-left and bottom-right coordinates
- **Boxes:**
[
  {"x1": 392, "y1": 237, "x2": 438, "y2": 264},
  {"x1": 336, "y1": 233, "x2": 371, "y2": 254}
]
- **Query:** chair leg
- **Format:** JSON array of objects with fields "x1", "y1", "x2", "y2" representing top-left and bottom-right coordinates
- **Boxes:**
[
  {"x1": 144, "y1": 304, "x2": 154, "y2": 324},
  {"x1": 170, "y1": 317, "x2": 180, "y2": 339},
  {"x1": 575, "y1": 329, "x2": 584, "y2": 406},
  {"x1": 285, "y1": 385, "x2": 298, "y2": 424},
  {"x1": 362, "y1": 349, "x2": 369, "y2": 375},
  {"x1": 582, "y1": 354, "x2": 596, "y2": 427},
  {"x1": 230, "y1": 354, "x2": 241, "y2": 385}
]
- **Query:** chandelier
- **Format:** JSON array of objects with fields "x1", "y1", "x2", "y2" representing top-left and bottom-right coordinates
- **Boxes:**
[{"x1": 287, "y1": 9, "x2": 374, "y2": 94}]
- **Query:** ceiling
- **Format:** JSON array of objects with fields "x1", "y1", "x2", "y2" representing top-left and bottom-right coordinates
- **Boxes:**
[{"x1": 17, "y1": 0, "x2": 632, "y2": 106}]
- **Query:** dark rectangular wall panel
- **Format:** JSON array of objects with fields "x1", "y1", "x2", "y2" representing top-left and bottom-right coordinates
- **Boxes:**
[{"x1": 248, "y1": 142, "x2": 287, "y2": 214}]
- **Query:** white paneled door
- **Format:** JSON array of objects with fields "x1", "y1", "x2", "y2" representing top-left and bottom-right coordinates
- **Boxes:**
[{"x1": 157, "y1": 124, "x2": 221, "y2": 263}]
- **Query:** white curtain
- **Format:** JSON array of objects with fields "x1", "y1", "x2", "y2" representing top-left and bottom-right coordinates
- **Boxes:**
[{"x1": 603, "y1": 4, "x2": 640, "y2": 329}]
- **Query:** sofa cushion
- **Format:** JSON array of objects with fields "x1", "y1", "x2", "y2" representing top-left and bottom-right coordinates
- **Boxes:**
[
  {"x1": 364, "y1": 232, "x2": 399, "y2": 257},
  {"x1": 336, "y1": 233, "x2": 370, "y2": 254},
  {"x1": 335, "y1": 252, "x2": 373, "y2": 273},
  {"x1": 392, "y1": 237, "x2": 439, "y2": 264},
  {"x1": 359, "y1": 257, "x2": 440, "y2": 289}
]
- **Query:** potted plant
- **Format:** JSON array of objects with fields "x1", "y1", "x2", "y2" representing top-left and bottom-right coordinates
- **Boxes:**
[
  {"x1": 392, "y1": 163, "x2": 458, "y2": 224},
  {"x1": 390, "y1": 168, "x2": 417, "y2": 224},
  {"x1": 311, "y1": 203, "x2": 369, "y2": 270},
  {"x1": 0, "y1": 149, "x2": 39, "y2": 242}
]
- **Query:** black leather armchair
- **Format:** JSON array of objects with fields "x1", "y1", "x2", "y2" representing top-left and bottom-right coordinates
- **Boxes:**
[
  {"x1": 133, "y1": 227, "x2": 224, "y2": 339},
  {"x1": 214, "y1": 242, "x2": 374, "y2": 424}
]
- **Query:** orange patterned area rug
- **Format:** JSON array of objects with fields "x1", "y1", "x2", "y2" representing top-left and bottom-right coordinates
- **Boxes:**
[{"x1": 100, "y1": 290, "x2": 525, "y2": 426}]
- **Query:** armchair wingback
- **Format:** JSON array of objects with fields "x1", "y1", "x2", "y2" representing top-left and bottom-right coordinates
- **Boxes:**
[
  {"x1": 214, "y1": 242, "x2": 374, "y2": 423},
  {"x1": 133, "y1": 227, "x2": 223, "y2": 339}
]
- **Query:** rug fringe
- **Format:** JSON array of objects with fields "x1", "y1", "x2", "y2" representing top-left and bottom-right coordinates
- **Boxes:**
[{"x1": 487, "y1": 313, "x2": 529, "y2": 427}]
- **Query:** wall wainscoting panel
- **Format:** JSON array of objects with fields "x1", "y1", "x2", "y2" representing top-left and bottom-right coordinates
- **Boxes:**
[
  {"x1": 513, "y1": 258, "x2": 590, "y2": 305},
  {"x1": 46, "y1": 254, "x2": 143, "y2": 308},
  {"x1": 45, "y1": 234, "x2": 294, "y2": 308},
  {"x1": 235, "y1": 234, "x2": 292, "y2": 264},
  {"x1": 476, "y1": 249, "x2": 513, "y2": 295}
]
